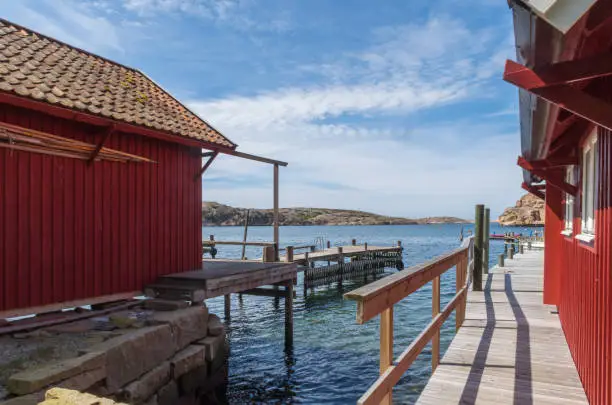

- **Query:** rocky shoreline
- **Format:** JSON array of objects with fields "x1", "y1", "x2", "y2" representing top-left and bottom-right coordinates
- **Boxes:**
[{"x1": 202, "y1": 202, "x2": 470, "y2": 226}]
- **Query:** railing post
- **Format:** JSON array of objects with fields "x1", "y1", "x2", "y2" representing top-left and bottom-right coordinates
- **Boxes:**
[
  {"x1": 380, "y1": 307, "x2": 393, "y2": 405},
  {"x1": 455, "y1": 254, "x2": 467, "y2": 331},
  {"x1": 483, "y1": 208, "x2": 490, "y2": 274},
  {"x1": 432, "y1": 276, "x2": 441, "y2": 372},
  {"x1": 473, "y1": 204, "x2": 484, "y2": 291}
]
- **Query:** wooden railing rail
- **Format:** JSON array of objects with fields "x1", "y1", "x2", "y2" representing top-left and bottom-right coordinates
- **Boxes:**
[{"x1": 344, "y1": 236, "x2": 474, "y2": 405}]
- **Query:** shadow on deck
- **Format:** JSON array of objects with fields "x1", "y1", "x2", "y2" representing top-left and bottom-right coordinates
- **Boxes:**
[{"x1": 416, "y1": 250, "x2": 587, "y2": 405}]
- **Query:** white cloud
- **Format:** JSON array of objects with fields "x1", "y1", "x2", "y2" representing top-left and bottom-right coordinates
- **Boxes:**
[
  {"x1": 3, "y1": 0, "x2": 123, "y2": 53},
  {"x1": 192, "y1": 15, "x2": 522, "y2": 219}
]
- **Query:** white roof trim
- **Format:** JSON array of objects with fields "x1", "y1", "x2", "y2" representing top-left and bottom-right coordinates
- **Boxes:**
[{"x1": 523, "y1": 0, "x2": 597, "y2": 33}]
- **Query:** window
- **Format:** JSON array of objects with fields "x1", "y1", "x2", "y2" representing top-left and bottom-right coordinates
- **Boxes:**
[
  {"x1": 562, "y1": 166, "x2": 576, "y2": 236},
  {"x1": 578, "y1": 132, "x2": 598, "y2": 242}
]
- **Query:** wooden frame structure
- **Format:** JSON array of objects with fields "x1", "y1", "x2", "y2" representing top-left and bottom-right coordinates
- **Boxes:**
[{"x1": 344, "y1": 236, "x2": 474, "y2": 405}]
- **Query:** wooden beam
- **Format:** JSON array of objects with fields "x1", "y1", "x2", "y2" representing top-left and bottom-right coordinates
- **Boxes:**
[
  {"x1": 379, "y1": 308, "x2": 393, "y2": 405},
  {"x1": 220, "y1": 149, "x2": 288, "y2": 167},
  {"x1": 195, "y1": 151, "x2": 219, "y2": 180},
  {"x1": 87, "y1": 125, "x2": 114, "y2": 165},
  {"x1": 504, "y1": 55, "x2": 612, "y2": 90},
  {"x1": 517, "y1": 157, "x2": 578, "y2": 196},
  {"x1": 549, "y1": 119, "x2": 592, "y2": 155},
  {"x1": 522, "y1": 182, "x2": 546, "y2": 200},
  {"x1": 201, "y1": 151, "x2": 216, "y2": 157}
]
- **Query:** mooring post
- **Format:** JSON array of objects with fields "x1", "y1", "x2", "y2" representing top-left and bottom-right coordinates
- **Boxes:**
[
  {"x1": 504, "y1": 243, "x2": 508, "y2": 255},
  {"x1": 519, "y1": 244, "x2": 524, "y2": 254},
  {"x1": 263, "y1": 246, "x2": 275, "y2": 262},
  {"x1": 304, "y1": 251, "x2": 310, "y2": 268},
  {"x1": 285, "y1": 246, "x2": 294, "y2": 263},
  {"x1": 352, "y1": 239, "x2": 357, "y2": 246},
  {"x1": 327, "y1": 240, "x2": 331, "y2": 249},
  {"x1": 473, "y1": 204, "x2": 484, "y2": 291},
  {"x1": 397, "y1": 240, "x2": 402, "y2": 248},
  {"x1": 528, "y1": 241, "x2": 532, "y2": 250},
  {"x1": 337, "y1": 247, "x2": 344, "y2": 288},
  {"x1": 509, "y1": 247, "x2": 514, "y2": 260},
  {"x1": 483, "y1": 208, "x2": 490, "y2": 274},
  {"x1": 284, "y1": 279, "x2": 294, "y2": 347},
  {"x1": 498, "y1": 254, "x2": 504, "y2": 268},
  {"x1": 364, "y1": 242, "x2": 368, "y2": 250}
]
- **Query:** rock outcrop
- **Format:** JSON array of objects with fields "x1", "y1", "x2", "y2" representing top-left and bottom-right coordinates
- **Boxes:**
[
  {"x1": 202, "y1": 202, "x2": 470, "y2": 226},
  {"x1": 498, "y1": 194, "x2": 545, "y2": 226}
]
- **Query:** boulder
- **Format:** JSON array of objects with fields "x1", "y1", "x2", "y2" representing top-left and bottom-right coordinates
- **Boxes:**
[
  {"x1": 7, "y1": 352, "x2": 104, "y2": 395},
  {"x1": 150, "y1": 306, "x2": 209, "y2": 351},
  {"x1": 42, "y1": 387, "x2": 122, "y2": 405},
  {"x1": 120, "y1": 362, "x2": 170, "y2": 404},
  {"x1": 170, "y1": 345, "x2": 206, "y2": 379}
]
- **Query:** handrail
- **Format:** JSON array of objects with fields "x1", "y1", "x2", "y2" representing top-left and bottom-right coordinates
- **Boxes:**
[{"x1": 344, "y1": 236, "x2": 475, "y2": 405}]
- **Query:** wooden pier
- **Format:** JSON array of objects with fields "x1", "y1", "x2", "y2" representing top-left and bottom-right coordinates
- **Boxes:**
[{"x1": 416, "y1": 249, "x2": 587, "y2": 404}]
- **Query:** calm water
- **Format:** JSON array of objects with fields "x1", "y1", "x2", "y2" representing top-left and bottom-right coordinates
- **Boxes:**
[{"x1": 203, "y1": 224, "x2": 539, "y2": 404}]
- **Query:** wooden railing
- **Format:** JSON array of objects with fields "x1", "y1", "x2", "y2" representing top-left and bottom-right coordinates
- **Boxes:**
[{"x1": 344, "y1": 236, "x2": 475, "y2": 405}]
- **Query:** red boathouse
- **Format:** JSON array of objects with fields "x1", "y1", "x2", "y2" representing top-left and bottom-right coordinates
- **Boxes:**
[
  {"x1": 505, "y1": 1, "x2": 612, "y2": 403},
  {"x1": 0, "y1": 19, "x2": 255, "y2": 317}
]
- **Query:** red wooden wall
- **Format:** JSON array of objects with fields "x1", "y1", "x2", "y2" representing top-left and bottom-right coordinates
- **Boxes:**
[
  {"x1": 544, "y1": 128, "x2": 612, "y2": 405},
  {"x1": 0, "y1": 103, "x2": 203, "y2": 313}
]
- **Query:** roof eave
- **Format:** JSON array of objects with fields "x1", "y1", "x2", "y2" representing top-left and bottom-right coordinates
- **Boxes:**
[{"x1": 0, "y1": 91, "x2": 237, "y2": 152}]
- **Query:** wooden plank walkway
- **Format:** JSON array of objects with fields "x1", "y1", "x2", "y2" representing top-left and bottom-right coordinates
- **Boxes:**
[
  {"x1": 287, "y1": 245, "x2": 401, "y2": 265},
  {"x1": 416, "y1": 249, "x2": 587, "y2": 405}
]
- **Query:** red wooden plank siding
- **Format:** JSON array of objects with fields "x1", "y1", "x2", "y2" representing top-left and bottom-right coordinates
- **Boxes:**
[
  {"x1": 0, "y1": 103, "x2": 202, "y2": 313},
  {"x1": 548, "y1": 127, "x2": 612, "y2": 405}
]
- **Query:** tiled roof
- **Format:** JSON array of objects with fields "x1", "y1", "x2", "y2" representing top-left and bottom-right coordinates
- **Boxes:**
[{"x1": 0, "y1": 19, "x2": 236, "y2": 149}]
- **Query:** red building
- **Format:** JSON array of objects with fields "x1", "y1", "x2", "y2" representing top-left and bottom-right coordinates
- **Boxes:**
[
  {"x1": 0, "y1": 19, "x2": 241, "y2": 316},
  {"x1": 505, "y1": 1, "x2": 612, "y2": 403}
]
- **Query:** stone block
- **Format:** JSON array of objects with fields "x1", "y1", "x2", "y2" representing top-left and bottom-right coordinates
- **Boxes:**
[
  {"x1": 57, "y1": 367, "x2": 106, "y2": 392},
  {"x1": 7, "y1": 352, "x2": 105, "y2": 395},
  {"x1": 150, "y1": 306, "x2": 208, "y2": 350},
  {"x1": 194, "y1": 332, "x2": 226, "y2": 364},
  {"x1": 156, "y1": 381, "x2": 178, "y2": 405},
  {"x1": 84, "y1": 325, "x2": 175, "y2": 393},
  {"x1": 119, "y1": 362, "x2": 170, "y2": 404},
  {"x1": 207, "y1": 314, "x2": 224, "y2": 336},
  {"x1": 177, "y1": 364, "x2": 207, "y2": 396},
  {"x1": 0, "y1": 392, "x2": 44, "y2": 405},
  {"x1": 170, "y1": 345, "x2": 206, "y2": 379},
  {"x1": 143, "y1": 299, "x2": 189, "y2": 312}
]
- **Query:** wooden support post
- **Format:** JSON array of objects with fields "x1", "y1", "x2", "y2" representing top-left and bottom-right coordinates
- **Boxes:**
[
  {"x1": 473, "y1": 204, "x2": 484, "y2": 291},
  {"x1": 498, "y1": 254, "x2": 505, "y2": 267},
  {"x1": 273, "y1": 164, "x2": 280, "y2": 261},
  {"x1": 504, "y1": 243, "x2": 508, "y2": 255},
  {"x1": 364, "y1": 242, "x2": 368, "y2": 250},
  {"x1": 224, "y1": 294, "x2": 231, "y2": 321},
  {"x1": 285, "y1": 280, "x2": 294, "y2": 347},
  {"x1": 483, "y1": 208, "x2": 490, "y2": 274},
  {"x1": 528, "y1": 241, "x2": 532, "y2": 250},
  {"x1": 285, "y1": 246, "x2": 294, "y2": 262},
  {"x1": 304, "y1": 251, "x2": 310, "y2": 268},
  {"x1": 432, "y1": 275, "x2": 441, "y2": 372},
  {"x1": 241, "y1": 209, "x2": 250, "y2": 260},
  {"x1": 519, "y1": 244, "x2": 524, "y2": 254},
  {"x1": 352, "y1": 238, "x2": 357, "y2": 246},
  {"x1": 397, "y1": 240, "x2": 402, "y2": 248},
  {"x1": 338, "y1": 247, "x2": 344, "y2": 287},
  {"x1": 379, "y1": 307, "x2": 394, "y2": 405},
  {"x1": 509, "y1": 248, "x2": 514, "y2": 260},
  {"x1": 327, "y1": 240, "x2": 331, "y2": 249}
]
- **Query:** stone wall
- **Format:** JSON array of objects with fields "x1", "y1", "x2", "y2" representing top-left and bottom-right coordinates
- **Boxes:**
[{"x1": 1, "y1": 304, "x2": 227, "y2": 405}]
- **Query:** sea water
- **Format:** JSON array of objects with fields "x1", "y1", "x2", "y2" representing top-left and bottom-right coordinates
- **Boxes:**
[{"x1": 203, "y1": 223, "x2": 540, "y2": 404}]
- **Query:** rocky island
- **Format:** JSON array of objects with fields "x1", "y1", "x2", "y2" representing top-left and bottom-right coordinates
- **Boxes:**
[
  {"x1": 202, "y1": 202, "x2": 470, "y2": 226},
  {"x1": 498, "y1": 194, "x2": 545, "y2": 226}
]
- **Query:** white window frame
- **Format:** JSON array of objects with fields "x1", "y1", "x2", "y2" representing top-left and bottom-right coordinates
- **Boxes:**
[
  {"x1": 577, "y1": 131, "x2": 598, "y2": 243},
  {"x1": 561, "y1": 166, "x2": 576, "y2": 236}
]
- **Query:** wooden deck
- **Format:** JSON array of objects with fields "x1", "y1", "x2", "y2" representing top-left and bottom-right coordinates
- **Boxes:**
[
  {"x1": 416, "y1": 249, "x2": 587, "y2": 405},
  {"x1": 148, "y1": 260, "x2": 297, "y2": 300}
]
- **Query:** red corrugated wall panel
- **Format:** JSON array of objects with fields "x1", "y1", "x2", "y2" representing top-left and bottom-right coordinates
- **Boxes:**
[
  {"x1": 551, "y1": 126, "x2": 612, "y2": 405},
  {"x1": 0, "y1": 103, "x2": 203, "y2": 313}
]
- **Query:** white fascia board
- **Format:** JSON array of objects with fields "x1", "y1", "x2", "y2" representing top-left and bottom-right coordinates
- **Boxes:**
[{"x1": 524, "y1": 0, "x2": 597, "y2": 33}]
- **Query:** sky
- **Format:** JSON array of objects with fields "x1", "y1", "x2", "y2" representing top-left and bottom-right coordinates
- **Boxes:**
[{"x1": 3, "y1": 0, "x2": 524, "y2": 219}]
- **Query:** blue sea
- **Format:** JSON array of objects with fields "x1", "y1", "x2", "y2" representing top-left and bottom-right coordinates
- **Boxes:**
[{"x1": 203, "y1": 223, "x2": 539, "y2": 404}]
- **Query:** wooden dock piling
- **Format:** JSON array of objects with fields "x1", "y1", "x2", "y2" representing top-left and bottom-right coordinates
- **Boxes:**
[
  {"x1": 498, "y1": 253, "x2": 504, "y2": 267},
  {"x1": 473, "y1": 204, "x2": 484, "y2": 291},
  {"x1": 483, "y1": 208, "x2": 490, "y2": 274},
  {"x1": 509, "y1": 247, "x2": 514, "y2": 259}
]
